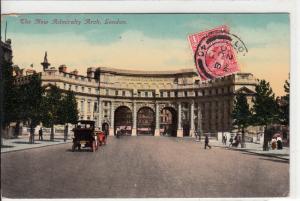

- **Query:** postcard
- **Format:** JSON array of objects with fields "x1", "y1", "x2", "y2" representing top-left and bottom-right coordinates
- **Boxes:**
[{"x1": 0, "y1": 1, "x2": 297, "y2": 200}]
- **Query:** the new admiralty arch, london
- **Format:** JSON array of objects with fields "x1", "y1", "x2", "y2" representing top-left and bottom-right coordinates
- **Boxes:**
[{"x1": 15, "y1": 56, "x2": 257, "y2": 138}]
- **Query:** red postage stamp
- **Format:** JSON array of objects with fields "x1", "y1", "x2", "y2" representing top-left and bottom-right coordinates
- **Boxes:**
[{"x1": 188, "y1": 25, "x2": 240, "y2": 81}]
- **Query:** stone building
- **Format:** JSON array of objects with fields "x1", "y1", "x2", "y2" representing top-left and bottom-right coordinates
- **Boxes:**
[{"x1": 20, "y1": 52, "x2": 257, "y2": 138}]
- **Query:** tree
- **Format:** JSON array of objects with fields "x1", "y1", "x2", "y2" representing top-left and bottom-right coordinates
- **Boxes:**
[
  {"x1": 252, "y1": 80, "x2": 279, "y2": 151},
  {"x1": 59, "y1": 90, "x2": 78, "y2": 124},
  {"x1": 42, "y1": 85, "x2": 63, "y2": 141},
  {"x1": 2, "y1": 59, "x2": 17, "y2": 128},
  {"x1": 18, "y1": 74, "x2": 45, "y2": 143},
  {"x1": 232, "y1": 92, "x2": 252, "y2": 148},
  {"x1": 280, "y1": 79, "x2": 289, "y2": 126}
]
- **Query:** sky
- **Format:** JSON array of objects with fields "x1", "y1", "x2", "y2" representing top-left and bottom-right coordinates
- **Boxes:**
[{"x1": 1, "y1": 13, "x2": 290, "y2": 96}]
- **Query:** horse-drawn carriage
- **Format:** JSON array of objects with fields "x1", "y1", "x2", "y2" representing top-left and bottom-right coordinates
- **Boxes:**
[{"x1": 72, "y1": 120, "x2": 106, "y2": 152}]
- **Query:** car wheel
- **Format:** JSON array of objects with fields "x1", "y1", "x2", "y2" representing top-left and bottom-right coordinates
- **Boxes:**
[
  {"x1": 92, "y1": 141, "x2": 96, "y2": 152},
  {"x1": 72, "y1": 144, "x2": 76, "y2": 152}
]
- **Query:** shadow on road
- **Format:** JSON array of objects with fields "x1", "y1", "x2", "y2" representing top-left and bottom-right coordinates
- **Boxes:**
[
  {"x1": 258, "y1": 157, "x2": 289, "y2": 164},
  {"x1": 66, "y1": 148, "x2": 94, "y2": 152},
  {"x1": 13, "y1": 141, "x2": 41, "y2": 145},
  {"x1": 1, "y1": 145, "x2": 15, "y2": 148}
]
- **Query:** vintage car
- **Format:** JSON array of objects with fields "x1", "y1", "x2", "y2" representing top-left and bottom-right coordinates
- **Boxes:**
[{"x1": 72, "y1": 120, "x2": 98, "y2": 152}]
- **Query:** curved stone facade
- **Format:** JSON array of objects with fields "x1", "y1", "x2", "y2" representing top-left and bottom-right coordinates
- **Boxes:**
[{"x1": 39, "y1": 65, "x2": 257, "y2": 138}]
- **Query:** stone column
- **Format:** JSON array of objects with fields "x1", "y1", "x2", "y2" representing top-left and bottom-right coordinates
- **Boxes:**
[
  {"x1": 177, "y1": 102, "x2": 183, "y2": 137},
  {"x1": 98, "y1": 99, "x2": 102, "y2": 129},
  {"x1": 132, "y1": 101, "x2": 137, "y2": 136},
  {"x1": 189, "y1": 100, "x2": 195, "y2": 137},
  {"x1": 197, "y1": 103, "x2": 203, "y2": 139},
  {"x1": 109, "y1": 101, "x2": 115, "y2": 136},
  {"x1": 154, "y1": 102, "x2": 160, "y2": 136}
]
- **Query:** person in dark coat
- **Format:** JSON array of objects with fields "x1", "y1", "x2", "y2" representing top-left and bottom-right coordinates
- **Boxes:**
[
  {"x1": 204, "y1": 134, "x2": 211, "y2": 149},
  {"x1": 38, "y1": 127, "x2": 43, "y2": 141}
]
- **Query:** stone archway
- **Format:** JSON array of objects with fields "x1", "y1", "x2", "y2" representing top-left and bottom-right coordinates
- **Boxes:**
[
  {"x1": 160, "y1": 107, "x2": 177, "y2": 137},
  {"x1": 137, "y1": 107, "x2": 155, "y2": 135},
  {"x1": 114, "y1": 106, "x2": 132, "y2": 135}
]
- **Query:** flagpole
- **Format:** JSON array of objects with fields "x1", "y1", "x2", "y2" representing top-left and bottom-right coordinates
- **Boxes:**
[{"x1": 5, "y1": 21, "x2": 7, "y2": 41}]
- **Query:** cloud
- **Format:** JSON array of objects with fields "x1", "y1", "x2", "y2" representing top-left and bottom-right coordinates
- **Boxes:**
[
  {"x1": 231, "y1": 22, "x2": 290, "y2": 48},
  {"x1": 10, "y1": 30, "x2": 194, "y2": 74},
  {"x1": 10, "y1": 25, "x2": 289, "y2": 96}
]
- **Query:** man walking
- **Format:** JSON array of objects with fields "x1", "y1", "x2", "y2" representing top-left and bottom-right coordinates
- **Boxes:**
[
  {"x1": 38, "y1": 127, "x2": 43, "y2": 141},
  {"x1": 204, "y1": 134, "x2": 211, "y2": 149}
]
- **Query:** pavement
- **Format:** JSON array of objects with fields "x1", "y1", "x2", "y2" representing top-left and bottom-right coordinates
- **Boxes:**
[
  {"x1": 1, "y1": 135, "x2": 290, "y2": 160},
  {"x1": 209, "y1": 139, "x2": 290, "y2": 160},
  {"x1": 1, "y1": 134, "x2": 72, "y2": 153}
]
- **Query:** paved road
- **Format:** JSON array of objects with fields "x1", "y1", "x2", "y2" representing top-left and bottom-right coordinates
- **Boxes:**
[{"x1": 1, "y1": 136, "x2": 289, "y2": 198}]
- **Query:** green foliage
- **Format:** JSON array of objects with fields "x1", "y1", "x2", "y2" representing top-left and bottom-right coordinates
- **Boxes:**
[
  {"x1": 42, "y1": 85, "x2": 63, "y2": 127},
  {"x1": 232, "y1": 93, "x2": 251, "y2": 129},
  {"x1": 18, "y1": 75, "x2": 44, "y2": 128},
  {"x1": 42, "y1": 85, "x2": 78, "y2": 127},
  {"x1": 279, "y1": 79, "x2": 289, "y2": 125},
  {"x1": 252, "y1": 80, "x2": 279, "y2": 126},
  {"x1": 59, "y1": 90, "x2": 78, "y2": 124},
  {"x1": 2, "y1": 59, "x2": 16, "y2": 127}
]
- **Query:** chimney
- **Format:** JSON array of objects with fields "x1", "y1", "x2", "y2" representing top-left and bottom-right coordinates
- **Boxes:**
[
  {"x1": 58, "y1": 64, "x2": 67, "y2": 73},
  {"x1": 71, "y1": 69, "x2": 78, "y2": 75},
  {"x1": 87, "y1": 67, "x2": 96, "y2": 78}
]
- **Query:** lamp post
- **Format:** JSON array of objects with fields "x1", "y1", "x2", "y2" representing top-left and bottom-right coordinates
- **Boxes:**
[{"x1": 197, "y1": 106, "x2": 203, "y2": 141}]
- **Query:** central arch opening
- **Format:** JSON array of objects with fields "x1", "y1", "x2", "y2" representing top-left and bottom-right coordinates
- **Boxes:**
[
  {"x1": 114, "y1": 106, "x2": 132, "y2": 135},
  {"x1": 137, "y1": 107, "x2": 155, "y2": 135},
  {"x1": 160, "y1": 107, "x2": 177, "y2": 137}
]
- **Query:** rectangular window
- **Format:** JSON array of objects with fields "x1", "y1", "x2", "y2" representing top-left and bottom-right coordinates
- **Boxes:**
[
  {"x1": 167, "y1": 91, "x2": 170, "y2": 97},
  {"x1": 82, "y1": 86, "x2": 84, "y2": 92},
  {"x1": 88, "y1": 102, "x2": 91, "y2": 112},
  {"x1": 160, "y1": 92, "x2": 163, "y2": 97},
  {"x1": 94, "y1": 102, "x2": 98, "y2": 112},
  {"x1": 145, "y1": 91, "x2": 148, "y2": 97},
  {"x1": 138, "y1": 91, "x2": 141, "y2": 97},
  {"x1": 106, "y1": 89, "x2": 109, "y2": 95},
  {"x1": 104, "y1": 102, "x2": 108, "y2": 107},
  {"x1": 184, "y1": 91, "x2": 188, "y2": 97},
  {"x1": 174, "y1": 91, "x2": 178, "y2": 97},
  {"x1": 81, "y1": 101, "x2": 84, "y2": 112},
  {"x1": 123, "y1": 91, "x2": 126, "y2": 96},
  {"x1": 64, "y1": 83, "x2": 66, "y2": 89},
  {"x1": 115, "y1": 90, "x2": 119, "y2": 96}
]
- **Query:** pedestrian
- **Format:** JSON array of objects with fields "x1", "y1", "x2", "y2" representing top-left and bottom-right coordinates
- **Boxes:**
[
  {"x1": 271, "y1": 137, "x2": 277, "y2": 150},
  {"x1": 277, "y1": 136, "x2": 283, "y2": 150},
  {"x1": 64, "y1": 124, "x2": 68, "y2": 142},
  {"x1": 29, "y1": 127, "x2": 35, "y2": 144},
  {"x1": 204, "y1": 134, "x2": 211, "y2": 149},
  {"x1": 116, "y1": 127, "x2": 120, "y2": 138},
  {"x1": 39, "y1": 127, "x2": 43, "y2": 141},
  {"x1": 229, "y1": 136, "x2": 233, "y2": 147},
  {"x1": 224, "y1": 134, "x2": 227, "y2": 145},
  {"x1": 104, "y1": 127, "x2": 108, "y2": 143},
  {"x1": 195, "y1": 131, "x2": 199, "y2": 141}
]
